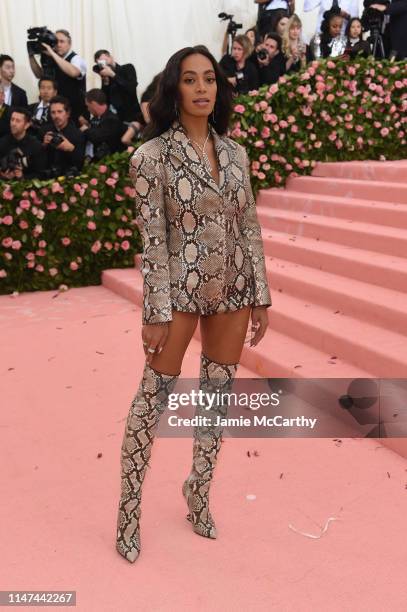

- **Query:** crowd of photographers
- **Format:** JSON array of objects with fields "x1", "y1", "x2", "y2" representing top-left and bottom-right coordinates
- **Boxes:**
[{"x1": 0, "y1": 1, "x2": 405, "y2": 182}]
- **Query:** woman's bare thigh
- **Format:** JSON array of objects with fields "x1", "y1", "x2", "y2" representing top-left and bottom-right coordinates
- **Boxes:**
[
  {"x1": 199, "y1": 305, "x2": 252, "y2": 365},
  {"x1": 149, "y1": 310, "x2": 199, "y2": 375}
]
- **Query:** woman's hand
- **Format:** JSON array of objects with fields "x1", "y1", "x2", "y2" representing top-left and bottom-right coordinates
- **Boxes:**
[
  {"x1": 250, "y1": 306, "x2": 269, "y2": 347},
  {"x1": 142, "y1": 323, "x2": 170, "y2": 365}
]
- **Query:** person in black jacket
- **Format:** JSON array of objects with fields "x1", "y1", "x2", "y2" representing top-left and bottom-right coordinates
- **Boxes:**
[
  {"x1": 219, "y1": 34, "x2": 259, "y2": 94},
  {"x1": 79, "y1": 88, "x2": 126, "y2": 160},
  {"x1": 0, "y1": 55, "x2": 28, "y2": 108},
  {"x1": 0, "y1": 107, "x2": 45, "y2": 180},
  {"x1": 371, "y1": 0, "x2": 407, "y2": 58},
  {"x1": 41, "y1": 95, "x2": 85, "y2": 176},
  {"x1": 93, "y1": 50, "x2": 142, "y2": 124},
  {"x1": 256, "y1": 33, "x2": 287, "y2": 86},
  {"x1": 28, "y1": 78, "x2": 58, "y2": 126},
  {"x1": 0, "y1": 84, "x2": 11, "y2": 138}
]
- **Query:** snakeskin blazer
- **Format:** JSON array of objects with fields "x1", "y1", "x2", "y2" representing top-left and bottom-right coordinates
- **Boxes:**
[{"x1": 129, "y1": 120, "x2": 272, "y2": 324}]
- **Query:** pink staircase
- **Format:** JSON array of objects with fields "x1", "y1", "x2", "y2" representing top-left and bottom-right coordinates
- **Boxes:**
[{"x1": 103, "y1": 160, "x2": 407, "y2": 379}]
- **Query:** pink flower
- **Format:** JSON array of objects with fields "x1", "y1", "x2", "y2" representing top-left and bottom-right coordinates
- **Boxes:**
[
  {"x1": 19, "y1": 199, "x2": 31, "y2": 210},
  {"x1": 2, "y1": 237, "x2": 13, "y2": 248},
  {"x1": 61, "y1": 203, "x2": 69, "y2": 212},
  {"x1": 11, "y1": 240, "x2": 21, "y2": 250},
  {"x1": 51, "y1": 182, "x2": 64, "y2": 194},
  {"x1": 259, "y1": 154, "x2": 268, "y2": 163},
  {"x1": 302, "y1": 106, "x2": 312, "y2": 116},
  {"x1": 327, "y1": 60, "x2": 335, "y2": 69},
  {"x1": 116, "y1": 228, "x2": 125, "y2": 238},
  {"x1": 257, "y1": 172, "x2": 266, "y2": 180},
  {"x1": 87, "y1": 221, "x2": 97, "y2": 230},
  {"x1": 2, "y1": 215, "x2": 13, "y2": 225},
  {"x1": 2, "y1": 189, "x2": 14, "y2": 200},
  {"x1": 73, "y1": 183, "x2": 82, "y2": 192},
  {"x1": 326, "y1": 94, "x2": 335, "y2": 103},
  {"x1": 380, "y1": 127, "x2": 389, "y2": 137},
  {"x1": 103, "y1": 208, "x2": 111, "y2": 216},
  {"x1": 39, "y1": 240, "x2": 47, "y2": 248},
  {"x1": 234, "y1": 104, "x2": 246, "y2": 114},
  {"x1": 261, "y1": 126, "x2": 271, "y2": 138},
  {"x1": 61, "y1": 237, "x2": 71, "y2": 246},
  {"x1": 259, "y1": 100, "x2": 268, "y2": 111},
  {"x1": 104, "y1": 241, "x2": 113, "y2": 250},
  {"x1": 99, "y1": 165, "x2": 108, "y2": 173},
  {"x1": 121, "y1": 240, "x2": 130, "y2": 251},
  {"x1": 70, "y1": 262, "x2": 79, "y2": 271},
  {"x1": 252, "y1": 161, "x2": 260, "y2": 170},
  {"x1": 49, "y1": 268, "x2": 58, "y2": 277},
  {"x1": 279, "y1": 120, "x2": 288, "y2": 128},
  {"x1": 90, "y1": 178, "x2": 98, "y2": 186},
  {"x1": 86, "y1": 209, "x2": 94, "y2": 217},
  {"x1": 105, "y1": 177, "x2": 117, "y2": 187},
  {"x1": 91, "y1": 190, "x2": 99, "y2": 199},
  {"x1": 35, "y1": 264, "x2": 44, "y2": 272},
  {"x1": 254, "y1": 140, "x2": 265, "y2": 148},
  {"x1": 91, "y1": 240, "x2": 102, "y2": 254},
  {"x1": 291, "y1": 125, "x2": 299, "y2": 133},
  {"x1": 0, "y1": 270, "x2": 7, "y2": 278},
  {"x1": 268, "y1": 84, "x2": 279, "y2": 94},
  {"x1": 19, "y1": 220, "x2": 29, "y2": 229},
  {"x1": 115, "y1": 194, "x2": 124, "y2": 201}
]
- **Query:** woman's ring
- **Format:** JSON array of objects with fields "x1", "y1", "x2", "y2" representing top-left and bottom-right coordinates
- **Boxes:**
[{"x1": 147, "y1": 347, "x2": 156, "y2": 353}]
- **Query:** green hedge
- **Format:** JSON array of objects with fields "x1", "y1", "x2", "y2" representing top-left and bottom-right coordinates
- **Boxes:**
[{"x1": 1, "y1": 56, "x2": 406, "y2": 295}]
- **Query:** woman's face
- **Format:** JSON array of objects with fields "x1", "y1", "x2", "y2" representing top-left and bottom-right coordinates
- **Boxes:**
[
  {"x1": 349, "y1": 20, "x2": 362, "y2": 38},
  {"x1": 232, "y1": 41, "x2": 245, "y2": 63},
  {"x1": 178, "y1": 53, "x2": 217, "y2": 119},
  {"x1": 289, "y1": 23, "x2": 301, "y2": 41},
  {"x1": 276, "y1": 17, "x2": 289, "y2": 36},
  {"x1": 329, "y1": 16, "x2": 343, "y2": 37}
]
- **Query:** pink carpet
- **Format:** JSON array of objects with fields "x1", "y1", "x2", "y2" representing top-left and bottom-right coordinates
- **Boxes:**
[{"x1": 2, "y1": 283, "x2": 407, "y2": 611}]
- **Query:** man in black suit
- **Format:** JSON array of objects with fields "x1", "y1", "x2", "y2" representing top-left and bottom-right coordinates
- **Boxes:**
[
  {"x1": 28, "y1": 78, "x2": 58, "y2": 126},
  {"x1": 93, "y1": 50, "x2": 142, "y2": 124},
  {"x1": 79, "y1": 89, "x2": 126, "y2": 160},
  {"x1": 42, "y1": 95, "x2": 85, "y2": 175},
  {"x1": 0, "y1": 107, "x2": 45, "y2": 180},
  {"x1": 0, "y1": 84, "x2": 11, "y2": 138},
  {"x1": 0, "y1": 55, "x2": 28, "y2": 108}
]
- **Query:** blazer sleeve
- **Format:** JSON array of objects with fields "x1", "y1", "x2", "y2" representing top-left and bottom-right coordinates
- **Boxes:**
[
  {"x1": 129, "y1": 149, "x2": 173, "y2": 324},
  {"x1": 241, "y1": 149, "x2": 272, "y2": 308}
]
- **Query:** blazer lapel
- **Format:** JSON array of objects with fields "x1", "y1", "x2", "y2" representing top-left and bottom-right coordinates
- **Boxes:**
[{"x1": 162, "y1": 120, "x2": 233, "y2": 195}]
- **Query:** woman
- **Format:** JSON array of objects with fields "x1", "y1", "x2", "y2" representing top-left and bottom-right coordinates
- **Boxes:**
[
  {"x1": 318, "y1": 7, "x2": 347, "y2": 57},
  {"x1": 282, "y1": 14, "x2": 312, "y2": 72},
  {"x1": 344, "y1": 18, "x2": 371, "y2": 58},
  {"x1": 115, "y1": 45, "x2": 271, "y2": 563},
  {"x1": 219, "y1": 35, "x2": 259, "y2": 94},
  {"x1": 275, "y1": 14, "x2": 289, "y2": 37}
]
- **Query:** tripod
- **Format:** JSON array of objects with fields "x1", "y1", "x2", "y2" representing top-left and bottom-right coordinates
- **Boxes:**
[{"x1": 369, "y1": 26, "x2": 386, "y2": 58}]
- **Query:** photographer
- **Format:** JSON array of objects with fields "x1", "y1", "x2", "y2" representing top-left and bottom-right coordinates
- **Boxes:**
[
  {"x1": 256, "y1": 33, "x2": 287, "y2": 86},
  {"x1": 28, "y1": 29, "x2": 87, "y2": 123},
  {"x1": 0, "y1": 55, "x2": 28, "y2": 107},
  {"x1": 42, "y1": 95, "x2": 85, "y2": 176},
  {"x1": 220, "y1": 35, "x2": 259, "y2": 94},
  {"x1": 370, "y1": 0, "x2": 407, "y2": 58},
  {"x1": 28, "y1": 78, "x2": 58, "y2": 125},
  {"x1": 255, "y1": 0, "x2": 294, "y2": 39},
  {"x1": 93, "y1": 50, "x2": 142, "y2": 124},
  {"x1": 79, "y1": 89, "x2": 126, "y2": 160},
  {"x1": 0, "y1": 107, "x2": 45, "y2": 180},
  {"x1": 0, "y1": 84, "x2": 11, "y2": 138}
]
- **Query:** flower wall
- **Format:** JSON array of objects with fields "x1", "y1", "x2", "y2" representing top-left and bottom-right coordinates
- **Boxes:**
[
  {"x1": 1, "y1": 57, "x2": 406, "y2": 295},
  {"x1": 230, "y1": 57, "x2": 406, "y2": 193}
]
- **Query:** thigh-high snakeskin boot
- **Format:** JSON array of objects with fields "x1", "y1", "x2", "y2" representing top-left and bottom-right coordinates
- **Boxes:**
[
  {"x1": 116, "y1": 362, "x2": 179, "y2": 563},
  {"x1": 182, "y1": 353, "x2": 238, "y2": 539}
]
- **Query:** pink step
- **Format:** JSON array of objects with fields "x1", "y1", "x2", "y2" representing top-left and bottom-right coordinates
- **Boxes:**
[
  {"x1": 259, "y1": 207, "x2": 407, "y2": 257},
  {"x1": 287, "y1": 176, "x2": 407, "y2": 204},
  {"x1": 265, "y1": 291, "x2": 407, "y2": 377},
  {"x1": 261, "y1": 229, "x2": 407, "y2": 293},
  {"x1": 312, "y1": 160, "x2": 407, "y2": 183},
  {"x1": 257, "y1": 190, "x2": 407, "y2": 229},
  {"x1": 265, "y1": 257, "x2": 407, "y2": 334},
  {"x1": 102, "y1": 267, "x2": 372, "y2": 378}
]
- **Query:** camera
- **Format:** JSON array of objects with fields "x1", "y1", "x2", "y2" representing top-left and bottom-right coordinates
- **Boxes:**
[
  {"x1": 26, "y1": 26, "x2": 57, "y2": 56},
  {"x1": 361, "y1": 0, "x2": 389, "y2": 32},
  {"x1": 218, "y1": 12, "x2": 242, "y2": 36},
  {"x1": 92, "y1": 60, "x2": 111, "y2": 75},
  {"x1": 0, "y1": 148, "x2": 28, "y2": 173},
  {"x1": 47, "y1": 132, "x2": 64, "y2": 148},
  {"x1": 256, "y1": 48, "x2": 269, "y2": 61}
]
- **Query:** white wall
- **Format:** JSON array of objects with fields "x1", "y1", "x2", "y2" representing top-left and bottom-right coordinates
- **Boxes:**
[{"x1": 1, "y1": 0, "x2": 362, "y2": 104}]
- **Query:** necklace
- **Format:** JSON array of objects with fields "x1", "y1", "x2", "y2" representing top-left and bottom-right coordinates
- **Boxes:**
[{"x1": 188, "y1": 131, "x2": 212, "y2": 171}]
